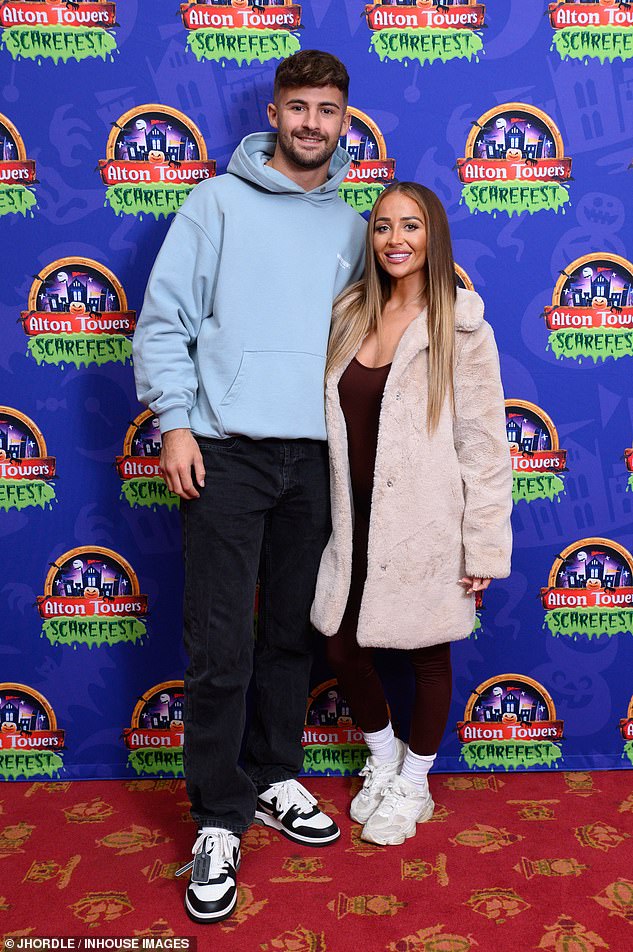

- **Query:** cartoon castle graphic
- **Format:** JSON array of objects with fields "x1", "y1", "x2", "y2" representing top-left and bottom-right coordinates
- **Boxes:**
[
  {"x1": 545, "y1": 58, "x2": 633, "y2": 155},
  {"x1": 559, "y1": 553, "x2": 629, "y2": 589},
  {"x1": 0, "y1": 422, "x2": 34, "y2": 459},
  {"x1": 483, "y1": 123, "x2": 546, "y2": 161},
  {"x1": 506, "y1": 417, "x2": 548, "y2": 453},
  {"x1": 58, "y1": 563, "x2": 131, "y2": 598},
  {"x1": 339, "y1": 128, "x2": 377, "y2": 162},
  {"x1": 45, "y1": 276, "x2": 109, "y2": 314},
  {"x1": 144, "y1": 696, "x2": 185, "y2": 729},
  {"x1": 0, "y1": 698, "x2": 46, "y2": 732},
  {"x1": 119, "y1": 123, "x2": 192, "y2": 163},
  {"x1": 568, "y1": 271, "x2": 631, "y2": 308},
  {"x1": 476, "y1": 691, "x2": 547, "y2": 724}
]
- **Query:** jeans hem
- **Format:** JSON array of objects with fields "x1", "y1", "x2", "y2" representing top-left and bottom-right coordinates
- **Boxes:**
[
  {"x1": 191, "y1": 817, "x2": 249, "y2": 836},
  {"x1": 248, "y1": 771, "x2": 299, "y2": 790}
]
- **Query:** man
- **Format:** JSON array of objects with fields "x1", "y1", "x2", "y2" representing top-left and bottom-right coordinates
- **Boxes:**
[{"x1": 133, "y1": 50, "x2": 366, "y2": 924}]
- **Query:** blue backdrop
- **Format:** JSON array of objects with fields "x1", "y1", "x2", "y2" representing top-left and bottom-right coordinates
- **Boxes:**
[{"x1": 1, "y1": 0, "x2": 633, "y2": 781}]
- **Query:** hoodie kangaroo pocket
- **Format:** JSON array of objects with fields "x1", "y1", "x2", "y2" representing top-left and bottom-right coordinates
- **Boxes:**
[{"x1": 218, "y1": 350, "x2": 327, "y2": 439}]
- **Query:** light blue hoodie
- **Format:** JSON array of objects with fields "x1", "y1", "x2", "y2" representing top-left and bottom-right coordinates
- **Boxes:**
[{"x1": 133, "y1": 132, "x2": 366, "y2": 440}]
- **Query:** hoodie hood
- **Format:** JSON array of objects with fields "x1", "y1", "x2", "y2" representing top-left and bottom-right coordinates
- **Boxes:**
[{"x1": 227, "y1": 132, "x2": 352, "y2": 203}]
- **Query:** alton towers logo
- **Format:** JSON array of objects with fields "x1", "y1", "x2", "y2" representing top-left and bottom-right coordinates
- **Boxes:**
[
  {"x1": 0, "y1": 0, "x2": 118, "y2": 64},
  {"x1": 541, "y1": 538, "x2": 633, "y2": 640},
  {"x1": 21, "y1": 257, "x2": 136, "y2": 368},
  {"x1": 36, "y1": 546, "x2": 149, "y2": 649},
  {"x1": 122, "y1": 681, "x2": 184, "y2": 778},
  {"x1": 0, "y1": 407, "x2": 56, "y2": 512},
  {"x1": 0, "y1": 112, "x2": 37, "y2": 217},
  {"x1": 364, "y1": 0, "x2": 485, "y2": 67},
  {"x1": 116, "y1": 410, "x2": 179, "y2": 511},
  {"x1": 302, "y1": 679, "x2": 368, "y2": 777},
  {"x1": 457, "y1": 674, "x2": 564, "y2": 771},
  {"x1": 456, "y1": 103, "x2": 572, "y2": 217},
  {"x1": 543, "y1": 253, "x2": 633, "y2": 364},
  {"x1": 98, "y1": 105, "x2": 216, "y2": 219},
  {"x1": 549, "y1": 0, "x2": 633, "y2": 64},
  {"x1": 180, "y1": 0, "x2": 302, "y2": 66},
  {"x1": 0, "y1": 683, "x2": 65, "y2": 780},
  {"x1": 506, "y1": 400, "x2": 567, "y2": 505},
  {"x1": 338, "y1": 108, "x2": 396, "y2": 214}
]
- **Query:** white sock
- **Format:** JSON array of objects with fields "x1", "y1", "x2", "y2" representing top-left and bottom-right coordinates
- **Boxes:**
[
  {"x1": 363, "y1": 722, "x2": 398, "y2": 765},
  {"x1": 400, "y1": 749, "x2": 436, "y2": 790}
]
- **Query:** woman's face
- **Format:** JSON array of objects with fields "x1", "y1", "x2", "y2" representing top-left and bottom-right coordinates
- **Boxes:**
[{"x1": 372, "y1": 191, "x2": 427, "y2": 281}]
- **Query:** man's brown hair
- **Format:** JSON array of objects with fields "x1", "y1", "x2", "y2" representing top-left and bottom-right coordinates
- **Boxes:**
[{"x1": 274, "y1": 50, "x2": 349, "y2": 103}]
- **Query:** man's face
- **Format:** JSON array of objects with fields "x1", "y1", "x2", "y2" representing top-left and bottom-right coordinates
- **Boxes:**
[{"x1": 267, "y1": 85, "x2": 350, "y2": 173}]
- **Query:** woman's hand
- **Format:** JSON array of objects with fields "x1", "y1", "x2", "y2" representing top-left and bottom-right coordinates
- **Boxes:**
[{"x1": 459, "y1": 577, "x2": 492, "y2": 595}]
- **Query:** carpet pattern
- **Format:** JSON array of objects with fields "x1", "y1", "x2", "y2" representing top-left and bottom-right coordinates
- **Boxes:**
[{"x1": 1, "y1": 771, "x2": 632, "y2": 950}]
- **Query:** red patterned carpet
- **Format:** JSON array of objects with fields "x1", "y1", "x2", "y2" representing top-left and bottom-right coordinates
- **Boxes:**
[{"x1": 1, "y1": 771, "x2": 632, "y2": 950}]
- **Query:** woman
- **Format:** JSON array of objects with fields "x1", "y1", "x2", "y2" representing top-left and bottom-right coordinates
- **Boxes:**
[{"x1": 311, "y1": 182, "x2": 512, "y2": 846}]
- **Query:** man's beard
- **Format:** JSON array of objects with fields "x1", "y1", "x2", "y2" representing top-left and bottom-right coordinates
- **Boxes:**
[{"x1": 276, "y1": 130, "x2": 336, "y2": 171}]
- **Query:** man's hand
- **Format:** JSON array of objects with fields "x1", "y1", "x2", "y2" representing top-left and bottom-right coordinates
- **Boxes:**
[{"x1": 160, "y1": 428, "x2": 206, "y2": 500}]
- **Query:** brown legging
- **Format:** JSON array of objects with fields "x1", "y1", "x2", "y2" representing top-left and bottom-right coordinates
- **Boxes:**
[{"x1": 325, "y1": 518, "x2": 452, "y2": 756}]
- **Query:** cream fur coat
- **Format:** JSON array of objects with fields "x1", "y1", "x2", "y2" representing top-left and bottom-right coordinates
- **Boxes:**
[{"x1": 311, "y1": 288, "x2": 513, "y2": 649}]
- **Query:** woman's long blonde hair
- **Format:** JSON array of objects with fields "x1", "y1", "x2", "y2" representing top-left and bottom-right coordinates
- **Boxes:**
[{"x1": 326, "y1": 182, "x2": 457, "y2": 433}]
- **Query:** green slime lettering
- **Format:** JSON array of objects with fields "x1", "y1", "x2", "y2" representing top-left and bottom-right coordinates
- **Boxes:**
[
  {"x1": 512, "y1": 473, "x2": 565, "y2": 504},
  {"x1": 461, "y1": 182, "x2": 570, "y2": 217},
  {"x1": 302, "y1": 744, "x2": 369, "y2": 777},
  {"x1": 460, "y1": 739, "x2": 562, "y2": 770},
  {"x1": 338, "y1": 182, "x2": 385, "y2": 214},
  {"x1": 28, "y1": 334, "x2": 132, "y2": 368},
  {"x1": 624, "y1": 740, "x2": 633, "y2": 767},
  {"x1": 128, "y1": 748, "x2": 184, "y2": 777},
  {"x1": 0, "y1": 750, "x2": 63, "y2": 780},
  {"x1": 186, "y1": 28, "x2": 300, "y2": 66},
  {"x1": 551, "y1": 27, "x2": 633, "y2": 64},
  {"x1": 370, "y1": 28, "x2": 482, "y2": 65},
  {"x1": 0, "y1": 479, "x2": 56, "y2": 511},
  {"x1": 1, "y1": 25, "x2": 117, "y2": 64},
  {"x1": 0, "y1": 184, "x2": 37, "y2": 217},
  {"x1": 544, "y1": 607, "x2": 633, "y2": 639},
  {"x1": 43, "y1": 616, "x2": 147, "y2": 649},
  {"x1": 120, "y1": 478, "x2": 179, "y2": 511},
  {"x1": 628, "y1": 474, "x2": 633, "y2": 494},
  {"x1": 105, "y1": 183, "x2": 193, "y2": 220},
  {"x1": 547, "y1": 329, "x2": 633, "y2": 363}
]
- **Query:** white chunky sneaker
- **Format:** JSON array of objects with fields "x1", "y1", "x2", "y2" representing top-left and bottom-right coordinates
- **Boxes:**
[
  {"x1": 361, "y1": 774, "x2": 435, "y2": 846},
  {"x1": 176, "y1": 827, "x2": 241, "y2": 924},
  {"x1": 255, "y1": 778, "x2": 340, "y2": 846},
  {"x1": 350, "y1": 737, "x2": 407, "y2": 824}
]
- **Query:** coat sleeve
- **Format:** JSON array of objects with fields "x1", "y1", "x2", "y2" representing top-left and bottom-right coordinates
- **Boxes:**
[
  {"x1": 132, "y1": 211, "x2": 220, "y2": 435},
  {"x1": 453, "y1": 320, "x2": 513, "y2": 579}
]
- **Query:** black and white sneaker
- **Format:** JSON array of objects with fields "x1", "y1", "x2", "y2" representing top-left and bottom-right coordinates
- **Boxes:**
[
  {"x1": 176, "y1": 827, "x2": 241, "y2": 924},
  {"x1": 254, "y1": 779, "x2": 340, "y2": 846}
]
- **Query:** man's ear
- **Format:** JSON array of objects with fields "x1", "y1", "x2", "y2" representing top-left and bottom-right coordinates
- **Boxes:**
[
  {"x1": 267, "y1": 102, "x2": 279, "y2": 130},
  {"x1": 340, "y1": 111, "x2": 351, "y2": 138}
]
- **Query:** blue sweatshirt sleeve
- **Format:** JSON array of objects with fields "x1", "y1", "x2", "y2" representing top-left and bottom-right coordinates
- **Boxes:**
[
  {"x1": 349, "y1": 217, "x2": 366, "y2": 283},
  {"x1": 133, "y1": 211, "x2": 219, "y2": 434}
]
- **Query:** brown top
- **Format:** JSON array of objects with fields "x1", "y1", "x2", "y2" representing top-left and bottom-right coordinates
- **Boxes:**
[{"x1": 338, "y1": 356, "x2": 392, "y2": 519}]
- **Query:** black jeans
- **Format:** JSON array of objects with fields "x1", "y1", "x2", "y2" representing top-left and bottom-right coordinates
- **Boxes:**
[{"x1": 181, "y1": 436, "x2": 330, "y2": 834}]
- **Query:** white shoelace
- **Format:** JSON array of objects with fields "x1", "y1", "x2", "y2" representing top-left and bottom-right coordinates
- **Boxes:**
[
  {"x1": 358, "y1": 759, "x2": 397, "y2": 795},
  {"x1": 267, "y1": 779, "x2": 317, "y2": 817},
  {"x1": 376, "y1": 782, "x2": 404, "y2": 817},
  {"x1": 175, "y1": 828, "x2": 236, "y2": 878},
  {"x1": 377, "y1": 779, "x2": 425, "y2": 817}
]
